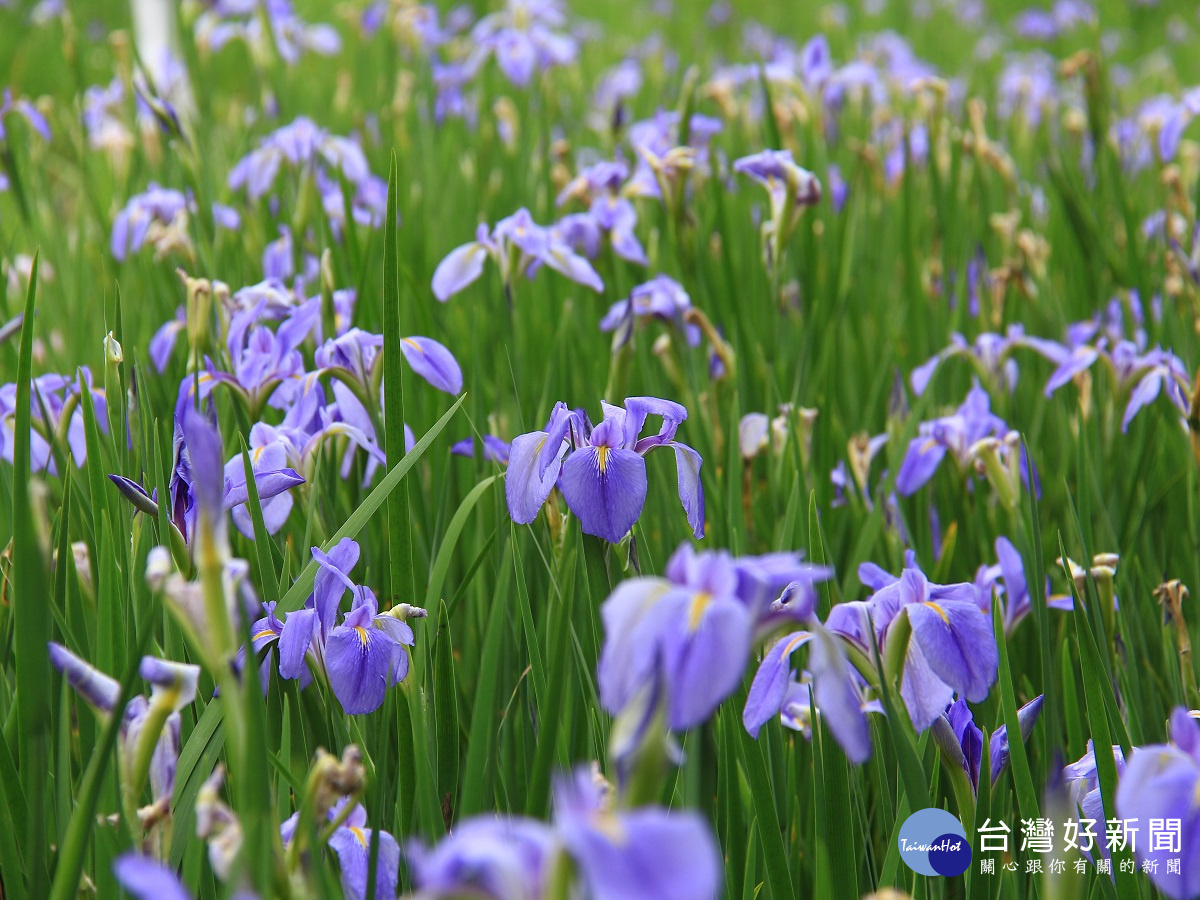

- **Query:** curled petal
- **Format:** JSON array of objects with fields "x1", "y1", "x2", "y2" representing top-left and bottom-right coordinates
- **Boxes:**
[{"x1": 399, "y1": 336, "x2": 463, "y2": 394}]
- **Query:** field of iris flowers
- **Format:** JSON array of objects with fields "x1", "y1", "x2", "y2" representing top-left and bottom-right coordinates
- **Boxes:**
[{"x1": 3, "y1": 0, "x2": 1200, "y2": 897}]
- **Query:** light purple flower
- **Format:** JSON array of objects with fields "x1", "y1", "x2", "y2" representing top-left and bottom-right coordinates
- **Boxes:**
[
  {"x1": 554, "y1": 767, "x2": 722, "y2": 900},
  {"x1": 228, "y1": 117, "x2": 369, "y2": 201},
  {"x1": 599, "y1": 275, "x2": 698, "y2": 347},
  {"x1": 406, "y1": 815, "x2": 555, "y2": 898},
  {"x1": 1116, "y1": 709, "x2": 1200, "y2": 899},
  {"x1": 895, "y1": 383, "x2": 1007, "y2": 495},
  {"x1": 432, "y1": 208, "x2": 604, "y2": 301},
  {"x1": 506, "y1": 397, "x2": 703, "y2": 543},
  {"x1": 599, "y1": 543, "x2": 828, "y2": 734}
]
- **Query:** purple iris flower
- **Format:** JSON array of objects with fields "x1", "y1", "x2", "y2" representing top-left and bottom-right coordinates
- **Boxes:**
[
  {"x1": 111, "y1": 184, "x2": 187, "y2": 261},
  {"x1": 599, "y1": 543, "x2": 830, "y2": 734},
  {"x1": 909, "y1": 324, "x2": 1056, "y2": 396},
  {"x1": 431, "y1": 58, "x2": 480, "y2": 124},
  {"x1": 192, "y1": 297, "x2": 317, "y2": 415},
  {"x1": 599, "y1": 275, "x2": 699, "y2": 348},
  {"x1": 112, "y1": 855, "x2": 192, "y2": 900},
  {"x1": 1116, "y1": 709, "x2": 1200, "y2": 899},
  {"x1": 1031, "y1": 329, "x2": 1190, "y2": 431},
  {"x1": 835, "y1": 554, "x2": 999, "y2": 731},
  {"x1": 271, "y1": 539, "x2": 417, "y2": 715},
  {"x1": 553, "y1": 766, "x2": 722, "y2": 900},
  {"x1": 432, "y1": 207, "x2": 604, "y2": 302},
  {"x1": 0, "y1": 88, "x2": 51, "y2": 143},
  {"x1": 625, "y1": 110, "x2": 722, "y2": 199},
  {"x1": 314, "y1": 327, "x2": 463, "y2": 395},
  {"x1": 406, "y1": 815, "x2": 556, "y2": 898},
  {"x1": 82, "y1": 77, "x2": 134, "y2": 154},
  {"x1": 506, "y1": 396, "x2": 703, "y2": 543},
  {"x1": 227, "y1": 117, "x2": 369, "y2": 201},
  {"x1": 995, "y1": 52, "x2": 1059, "y2": 128},
  {"x1": 281, "y1": 797, "x2": 399, "y2": 900},
  {"x1": 894, "y1": 383, "x2": 1008, "y2": 495},
  {"x1": 469, "y1": 0, "x2": 578, "y2": 88},
  {"x1": 590, "y1": 58, "x2": 642, "y2": 132},
  {"x1": 1065, "y1": 740, "x2": 1127, "y2": 840},
  {"x1": 734, "y1": 149, "x2": 822, "y2": 210},
  {"x1": 50, "y1": 643, "x2": 199, "y2": 810}
]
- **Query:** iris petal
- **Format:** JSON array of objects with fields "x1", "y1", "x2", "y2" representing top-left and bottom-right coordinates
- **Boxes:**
[
  {"x1": 505, "y1": 431, "x2": 564, "y2": 524},
  {"x1": 559, "y1": 445, "x2": 647, "y2": 543}
]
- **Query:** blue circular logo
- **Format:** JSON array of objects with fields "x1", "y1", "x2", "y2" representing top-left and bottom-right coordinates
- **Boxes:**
[{"x1": 898, "y1": 808, "x2": 971, "y2": 877}]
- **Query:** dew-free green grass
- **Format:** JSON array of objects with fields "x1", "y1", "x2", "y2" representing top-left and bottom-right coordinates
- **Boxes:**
[{"x1": 3, "y1": 0, "x2": 1200, "y2": 898}]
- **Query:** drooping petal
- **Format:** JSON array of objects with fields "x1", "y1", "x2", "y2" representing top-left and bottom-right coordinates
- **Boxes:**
[
  {"x1": 324, "y1": 622, "x2": 401, "y2": 715},
  {"x1": 278, "y1": 606, "x2": 319, "y2": 680},
  {"x1": 562, "y1": 805, "x2": 722, "y2": 900},
  {"x1": 541, "y1": 241, "x2": 604, "y2": 293},
  {"x1": 1044, "y1": 345, "x2": 1100, "y2": 396},
  {"x1": 505, "y1": 431, "x2": 564, "y2": 524},
  {"x1": 399, "y1": 336, "x2": 463, "y2": 394},
  {"x1": 894, "y1": 436, "x2": 946, "y2": 496},
  {"x1": 670, "y1": 442, "x2": 705, "y2": 539},
  {"x1": 809, "y1": 625, "x2": 872, "y2": 763},
  {"x1": 596, "y1": 577, "x2": 676, "y2": 715},
  {"x1": 660, "y1": 591, "x2": 752, "y2": 730},
  {"x1": 1121, "y1": 369, "x2": 1163, "y2": 432},
  {"x1": 743, "y1": 631, "x2": 812, "y2": 738},
  {"x1": 907, "y1": 598, "x2": 998, "y2": 703},
  {"x1": 328, "y1": 823, "x2": 401, "y2": 900},
  {"x1": 559, "y1": 445, "x2": 647, "y2": 543},
  {"x1": 899, "y1": 637, "x2": 956, "y2": 731},
  {"x1": 431, "y1": 241, "x2": 488, "y2": 301}
]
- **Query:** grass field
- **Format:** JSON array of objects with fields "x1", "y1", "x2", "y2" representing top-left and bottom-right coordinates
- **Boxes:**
[{"x1": 3, "y1": 0, "x2": 1200, "y2": 897}]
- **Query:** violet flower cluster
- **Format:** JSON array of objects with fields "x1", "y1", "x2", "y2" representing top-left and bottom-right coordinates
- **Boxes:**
[
  {"x1": 432, "y1": 207, "x2": 604, "y2": 302},
  {"x1": 227, "y1": 117, "x2": 387, "y2": 232},
  {"x1": 599, "y1": 542, "x2": 834, "y2": 756},
  {"x1": 745, "y1": 551, "x2": 1000, "y2": 757}
]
